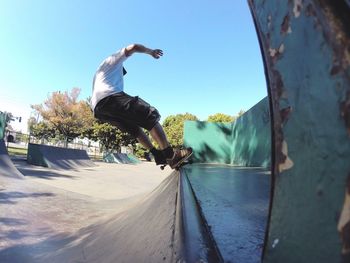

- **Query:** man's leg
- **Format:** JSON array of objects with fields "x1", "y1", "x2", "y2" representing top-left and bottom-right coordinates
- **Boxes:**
[
  {"x1": 137, "y1": 123, "x2": 193, "y2": 168},
  {"x1": 135, "y1": 128, "x2": 153, "y2": 150},
  {"x1": 134, "y1": 126, "x2": 168, "y2": 165},
  {"x1": 149, "y1": 123, "x2": 170, "y2": 150},
  {"x1": 149, "y1": 122, "x2": 179, "y2": 162},
  {"x1": 98, "y1": 93, "x2": 190, "y2": 168},
  {"x1": 150, "y1": 122, "x2": 193, "y2": 168}
]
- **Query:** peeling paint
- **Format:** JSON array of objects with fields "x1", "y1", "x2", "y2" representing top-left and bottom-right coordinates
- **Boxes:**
[
  {"x1": 305, "y1": 3, "x2": 316, "y2": 17},
  {"x1": 281, "y1": 15, "x2": 292, "y2": 35},
  {"x1": 278, "y1": 44, "x2": 285, "y2": 54},
  {"x1": 319, "y1": 2, "x2": 350, "y2": 75},
  {"x1": 272, "y1": 239, "x2": 279, "y2": 249},
  {"x1": 293, "y1": 0, "x2": 303, "y2": 18},
  {"x1": 268, "y1": 44, "x2": 285, "y2": 63},
  {"x1": 269, "y1": 48, "x2": 278, "y2": 57},
  {"x1": 338, "y1": 174, "x2": 350, "y2": 255},
  {"x1": 280, "y1": 106, "x2": 292, "y2": 125},
  {"x1": 278, "y1": 140, "x2": 294, "y2": 173},
  {"x1": 248, "y1": 0, "x2": 350, "y2": 261},
  {"x1": 268, "y1": 15, "x2": 272, "y2": 30},
  {"x1": 340, "y1": 91, "x2": 350, "y2": 136}
]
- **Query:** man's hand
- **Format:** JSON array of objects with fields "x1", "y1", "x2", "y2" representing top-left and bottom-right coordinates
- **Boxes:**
[
  {"x1": 151, "y1": 49, "x2": 163, "y2": 59},
  {"x1": 125, "y1": 44, "x2": 163, "y2": 59}
]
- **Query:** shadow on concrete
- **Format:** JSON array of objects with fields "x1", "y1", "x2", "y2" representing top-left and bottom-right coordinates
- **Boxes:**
[
  {"x1": 0, "y1": 217, "x2": 28, "y2": 226},
  {"x1": 17, "y1": 167, "x2": 75, "y2": 180},
  {"x1": 0, "y1": 191, "x2": 55, "y2": 205},
  {"x1": 0, "y1": 225, "x2": 95, "y2": 263}
]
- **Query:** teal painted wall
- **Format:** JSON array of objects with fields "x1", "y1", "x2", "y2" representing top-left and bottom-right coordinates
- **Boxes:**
[
  {"x1": 184, "y1": 97, "x2": 271, "y2": 168},
  {"x1": 184, "y1": 121, "x2": 233, "y2": 164},
  {"x1": 231, "y1": 97, "x2": 271, "y2": 167}
]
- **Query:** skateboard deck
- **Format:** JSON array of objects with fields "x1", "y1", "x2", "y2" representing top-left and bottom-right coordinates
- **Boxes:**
[{"x1": 160, "y1": 151, "x2": 193, "y2": 170}]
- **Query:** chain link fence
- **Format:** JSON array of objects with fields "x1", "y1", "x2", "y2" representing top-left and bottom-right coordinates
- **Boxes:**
[{"x1": 4, "y1": 130, "x2": 103, "y2": 160}]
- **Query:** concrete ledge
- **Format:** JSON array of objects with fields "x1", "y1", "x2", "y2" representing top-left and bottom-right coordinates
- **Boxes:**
[
  {"x1": 27, "y1": 143, "x2": 95, "y2": 170},
  {"x1": 173, "y1": 168, "x2": 223, "y2": 262},
  {"x1": 103, "y1": 152, "x2": 141, "y2": 164}
]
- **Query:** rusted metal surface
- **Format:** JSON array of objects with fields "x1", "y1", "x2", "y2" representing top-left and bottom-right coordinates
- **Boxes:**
[
  {"x1": 249, "y1": 0, "x2": 350, "y2": 262},
  {"x1": 341, "y1": 91, "x2": 350, "y2": 135}
]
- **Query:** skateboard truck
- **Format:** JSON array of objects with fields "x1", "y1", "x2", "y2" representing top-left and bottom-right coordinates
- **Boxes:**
[
  {"x1": 160, "y1": 159, "x2": 193, "y2": 170},
  {"x1": 160, "y1": 160, "x2": 192, "y2": 170}
]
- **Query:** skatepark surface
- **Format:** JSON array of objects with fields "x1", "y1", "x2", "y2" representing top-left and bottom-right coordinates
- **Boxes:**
[
  {"x1": 0, "y1": 156, "x2": 270, "y2": 262},
  {"x1": 0, "y1": 161, "x2": 173, "y2": 262}
]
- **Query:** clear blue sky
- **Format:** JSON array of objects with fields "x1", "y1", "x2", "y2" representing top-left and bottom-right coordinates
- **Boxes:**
[{"x1": 0, "y1": 0, "x2": 267, "y2": 132}]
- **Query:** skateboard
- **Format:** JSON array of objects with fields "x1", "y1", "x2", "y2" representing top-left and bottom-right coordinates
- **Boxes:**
[{"x1": 160, "y1": 151, "x2": 193, "y2": 171}]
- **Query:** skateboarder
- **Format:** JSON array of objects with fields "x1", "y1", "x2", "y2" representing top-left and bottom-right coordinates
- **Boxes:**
[{"x1": 91, "y1": 44, "x2": 192, "y2": 169}]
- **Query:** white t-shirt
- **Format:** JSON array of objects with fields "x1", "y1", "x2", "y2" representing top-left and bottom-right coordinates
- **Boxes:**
[{"x1": 91, "y1": 48, "x2": 128, "y2": 110}]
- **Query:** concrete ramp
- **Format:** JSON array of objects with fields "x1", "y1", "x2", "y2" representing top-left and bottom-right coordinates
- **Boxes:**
[
  {"x1": 27, "y1": 143, "x2": 95, "y2": 170},
  {"x1": 0, "y1": 139, "x2": 23, "y2": 178},
  {"x1": 104, "y1": 152, "x2": 141, "y2": 164},
  {"x1": 34, "y1": 171, "x2": 221, "y2": 263},
  {"x1": 127, "y1": 154, "x2": 141, "y2": 164}
]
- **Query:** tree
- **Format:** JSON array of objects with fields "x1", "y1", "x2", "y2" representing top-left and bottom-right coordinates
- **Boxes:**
[
  {"x1": 27, "y1": 116, "x2": 37, "y2": 134},
  {"x1": 162, "y1": 113, "x2": 198, "y2": 147},
  {"x1": 31, "y1": 88, "x2": 94, "y2": 146},
  {"x1": 30, "y1": 121, "x2": 56, "y2": 141},
  {"x1": 207, "y1": 113, "x2": 234, "y2": 123},
  {"x1": 79, "y1": 100, "x2": 96, "y2": 139},
  {"x1": 88, "y1": 121, "x2": 137, "y2": 152}
]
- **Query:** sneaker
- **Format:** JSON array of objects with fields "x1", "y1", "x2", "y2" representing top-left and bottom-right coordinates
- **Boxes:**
[
  {"x1": 166, "y1": 147, "x2": 193, "y2": 169},
  {"x1": 151, "y1": 148, "x2": 167, "y2": 165}
]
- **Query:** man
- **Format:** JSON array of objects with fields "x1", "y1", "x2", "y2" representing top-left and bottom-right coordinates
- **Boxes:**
[{"x1": 91, "y1": 44, "x2": 192, "y2": 168}]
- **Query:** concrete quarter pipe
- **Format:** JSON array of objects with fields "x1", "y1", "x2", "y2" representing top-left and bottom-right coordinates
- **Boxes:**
[{"x1": 0, "y1": 139, "x2": 23, "y2": 179}]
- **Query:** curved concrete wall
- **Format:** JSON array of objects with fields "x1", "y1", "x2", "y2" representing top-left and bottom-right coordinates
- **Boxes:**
[
  {"x1": 0, "y1": 139, "x2": 23, "y2": 178},
  {"x1": 249, "y1": 0, "x2": 350, "y2": 262},
  {"x1": 0, "y1": 112, "x2": 7, "y2": 140}
]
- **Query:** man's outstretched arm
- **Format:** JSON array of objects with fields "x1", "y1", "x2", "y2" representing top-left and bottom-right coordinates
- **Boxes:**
[{"x1": 125, "y1": 44, "x2": 163, "y2": 59}]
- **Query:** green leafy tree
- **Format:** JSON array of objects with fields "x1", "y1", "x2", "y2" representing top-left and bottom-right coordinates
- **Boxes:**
[
  {"x1": 162, "y1": 113, "x2": 198, "y2": 147},
  {"x1": 31, "y1": 88, "x2": 94, "y2": 146},
  {"x1": 207, "y1": 113, "x2": 234, "y2": 123},
  {"x1": 134, "y1": 143, "x2": 148, "y2": 159},
  {"x1": 30, "y1": 121, "x2": 56, "y2": 140},
  {"x1": 81, "y1": 97, "x2": 138, "y2": 153},
  {"x1": 88, "y1": 122, "x2": 137, "y2": 152},
  {"x1": 27, "y1": 116, "x2": 37, "y2": 134}
]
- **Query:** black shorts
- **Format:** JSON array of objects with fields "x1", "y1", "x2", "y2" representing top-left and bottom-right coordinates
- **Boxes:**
[{"x1": 94, "y1": 92, "x2": 161, "y2": 137}]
